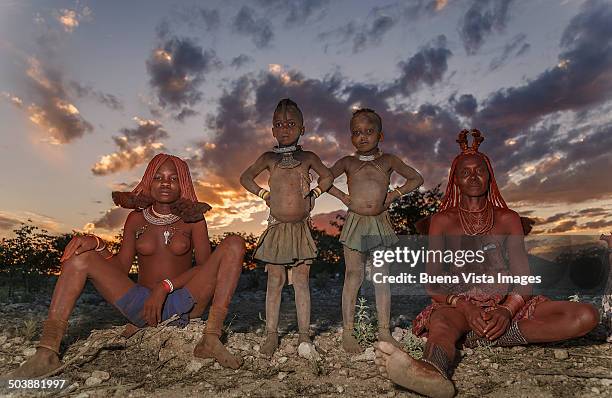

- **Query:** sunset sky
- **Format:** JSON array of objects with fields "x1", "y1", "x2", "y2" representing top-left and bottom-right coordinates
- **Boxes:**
[{"x1": 1, "y1": 0, "x2": 611, "y2": 240}]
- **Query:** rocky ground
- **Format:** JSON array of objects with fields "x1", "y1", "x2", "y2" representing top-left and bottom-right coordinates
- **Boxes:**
[{"x1": 0, "y1": 275, "x2": 611, "y2": 397}]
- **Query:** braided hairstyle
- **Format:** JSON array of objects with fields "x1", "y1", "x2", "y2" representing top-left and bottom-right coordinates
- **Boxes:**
[{"x1": 440, "y1": 129, "x2": 507, "y2": 211}]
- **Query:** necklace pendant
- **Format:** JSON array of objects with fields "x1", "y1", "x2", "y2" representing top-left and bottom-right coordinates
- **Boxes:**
[
  {"x1": 163, "y1": 230, "x2": 170, "y2": 245},
  {"x1": 278, "y1": 152, "x2": 301, "y2": 169}
]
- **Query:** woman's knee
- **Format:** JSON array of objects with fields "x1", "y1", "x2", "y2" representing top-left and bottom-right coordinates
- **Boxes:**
[
  {"x1": 572, "y1": 303, "x2": 599, "y2": 336},
  {"x1": 220, "y1": 235, "x2": 246, "y2": 257},
  {"x1": 61, "y1": 251, "x2": 97, "y2": 274}
]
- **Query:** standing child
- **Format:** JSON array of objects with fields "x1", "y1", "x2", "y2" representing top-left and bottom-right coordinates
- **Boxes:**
[
  {"x1": 329, "y1": 108, "x2": 423, "y2": 353},
  {"x1": 240, "y1": 98, "x2": 333, "y2": 356}
]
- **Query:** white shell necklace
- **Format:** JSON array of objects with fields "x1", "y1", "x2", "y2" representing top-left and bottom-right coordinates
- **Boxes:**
[
  {"x1": 142, "y1": 206, "x2": 181, "y2": 245},
  {"x1": 356, "y1": 149, "x2": 382, "y2": 161}
]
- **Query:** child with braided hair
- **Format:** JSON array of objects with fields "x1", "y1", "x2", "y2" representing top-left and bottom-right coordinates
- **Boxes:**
[{"x1": 240, "y1": 98, "x2": 333, "y2": 356}]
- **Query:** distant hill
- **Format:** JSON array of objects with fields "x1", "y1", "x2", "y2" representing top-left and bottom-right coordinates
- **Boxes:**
[{"x1": 311, "y1": 210, "x2": 346, "y2": 236}]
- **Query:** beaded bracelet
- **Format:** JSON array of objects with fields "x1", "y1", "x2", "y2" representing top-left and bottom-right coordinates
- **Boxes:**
[
  {"x1": 257, "y1": 188, "x2": 270, "y2": 200},
  {"x1": 161, "y1": 279, "x2": 174, "y2": 293}
]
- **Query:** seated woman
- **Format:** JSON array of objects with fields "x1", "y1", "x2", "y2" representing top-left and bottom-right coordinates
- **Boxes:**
[
  {"x1": 374, "y1": 130, "x2": 599, "y2": 398},
  {"x1": 10, "y1": 153, "x2": 246, "y2": 377}
]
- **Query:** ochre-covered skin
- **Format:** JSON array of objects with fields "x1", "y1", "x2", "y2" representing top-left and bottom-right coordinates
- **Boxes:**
[
  {"x1": 8, "y1": 154, "x2": 246, "y2": 378},
  {"x1": 240, "y1": 99, "x2": 333, "y2": 356},
  {"x1": 328, "y1": 110, "x2": 424, "y2": 353},
  {"x1": 268, "y1": 151, "x2": 315, "y2": 222},
  {"x1": 374, "y1": 131, "x2": 600, "y2": 398}
]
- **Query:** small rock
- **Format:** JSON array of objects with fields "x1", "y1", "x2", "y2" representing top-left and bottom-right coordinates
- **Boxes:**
[
  {"x1": 11, "y1": 337, "x2": 24, "y2": 344},
  {"x1": 75, "y1": 393, "x2": 89, "y2": 398},
  {"x1": 591, "y1": 387, "x2": 600, "y2": 394},
  {"x1": 0, "y1": 335, "x2": 7, "y2": 345},
  {"x1": 512, "y1": 346, "x2": 526, "y2": 352},
  {"x1": 277, "y1": 372, "x2": 288, "y2": 380},
  {"x1": 297, "y1": 342, "x2": 320, "y2": 360},
  {"x1": 392, "y1": 327, "x2": 407, "y2": 341},
  {"x1": 13, "y1": 356, "x2": 23, "y2": 363},
  {"x1": 336, "y1": 386, "x2": 345, "y2": 393},
  {"x1": 253, "y1": 344, "x2": 260, "y2": 352},
  {"x1": 553, "y1": 349, "x2": 569, "y2": 360},
  {"x1": 354, "y1": 347, "x2": 375, "y2": 362},
  {"x1": 91, "y1": 370, "x2": 110, "y2": 381},
  {"x1": 600, "y1": 379, "x2": 612, "y2": 387},
  {"x1": 84, "y1": 376, "x2": 102, "y2": 387},
  {"x1": 491, "y1": 363, "x2": 499, "y2": 370},
  {"x1": 213, "y1": 362, "x2": 222, "y2": 370},
  {"x1": 185, "y1": 360, "x2": 204, "y2": 373},
  {"x1": 284, "y1": 345, "x2": 296, "y2": 354},
  {"x1": 339, "y1": 369, "x2": 349, "y2": 376},
  {"x1": 22, "y1": 347, "x2": 37, "y2": 357},
  {"x1": 277, "y1": 356, "x2": 288, "y2": 364},
  {"x1": 464, "y1": 348, "x2": 474, "y2": 356}
]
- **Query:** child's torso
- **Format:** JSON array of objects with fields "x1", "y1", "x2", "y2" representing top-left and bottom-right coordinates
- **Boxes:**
[
  {"x1": 346, "y1": 157, "x2": 390, "y2": 216},
  {"x1": 268, "y1": 153, "x2": 312, "y2": 223}
]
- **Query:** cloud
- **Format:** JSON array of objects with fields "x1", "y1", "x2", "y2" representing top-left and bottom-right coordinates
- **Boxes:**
[
  {"x1": 53, "y1": 7, "x2": 92, "y2": 33},
  {"x1": 146, "y1": 36, "x2": 221, "y2": 111},
  {"x1": 91, "y1": 117, "x2": 168, "y2": 175},
  {"x1": 449, "y1": 93, "x2": 478, "y2": 117},
  {"x1": 489, "y1": 33, "x2": 530, "y2": 71},
  {"x1": 318, "y1": 9, "x2": 397, "y2": 54},
  {"x1": 459, "y1": 0, "x2": 515, "y2": 55},
  {"x1": 21, "y1": 57, "x2": 93, "y2": 144},
  {"x1": 387, "y1": 35, "x2": 452, "y2": 96},
  {"x1": 1, "y1": 91, "x2": 24, "y2": 108},
  {"x1": 91, "y1": 207, "x2": 131, "y2": 230},
  {"x1": 230, "y1": 54, "x2": 254, "y2": 69},
  {"x1": 69, "y1": 81, "x2": 124, "y2": 110},
  {"x1": 256, "y1": 0, "x2": 329, "y2": 25},
  {"x1": 175, "y1": 107, "x2": 199, "y2": 122},
  {"x1": 232, "y1": 6, "x2": 274, "y2": 49},
  {"x1": 547, "y1": 220, "x2": 577, "y2": 233},
  {"x1": 0, "y1": 211, "x2": 62, "y2": 235}
]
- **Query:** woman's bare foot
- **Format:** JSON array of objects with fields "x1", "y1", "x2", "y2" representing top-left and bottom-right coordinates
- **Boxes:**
[
  {"x1": 194, "y1": 335, "x2": 242, "y2": 369},
  {"x1": 8, "y1": 347, "x2": 62, "y2": 378},
  {"x1": 374, "y1": 342, "x2": 455, "y2": 398},
  {"x1": 260, "y1": 332, "x2": 279, "y2": 356},
  {"x1": 342, "y1": 330, "x2": 364, "y2": 353},
  {"x1": 377, "y1": 328, "x2": 403, "y2": 349}
]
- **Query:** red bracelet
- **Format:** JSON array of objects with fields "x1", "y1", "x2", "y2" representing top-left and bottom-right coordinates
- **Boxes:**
[{"x1": 161, "y1": 279, "x2": 174, "y2": 293}]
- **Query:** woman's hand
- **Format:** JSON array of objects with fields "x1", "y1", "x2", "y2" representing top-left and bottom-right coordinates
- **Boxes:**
[
  {"x1": 60, "y1": 235, "x2": 99, "y2": 263},
  {"x1": 142, "y1": 285, "x2": 168, "y2": 326},
  {"x1": 482, "y1": 307, "x2": 512, "y2": 340},
  {"x1": 456, "y1": 300, "x2": 488, "y2": 337}
]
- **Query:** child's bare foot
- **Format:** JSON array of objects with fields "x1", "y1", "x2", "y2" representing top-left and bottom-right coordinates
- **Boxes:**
[
  {"x1": 7, "y1": 347, "x2": 61, "y2": 378},
  {"x1": 342, "y1": 330, "x2": 364, "y2": 353},
  {"x1": 194, "y1": 335, "x2": 242, "y2": 369},
  {"x1": 374, "y1": 342, "x2": 455, "y2": 398},
  {"x1": 260, "y1": 332, "x2": 279, "y2": 356},
  {"x1": 298, "y1": 332, "x2": 311, "y2": 345},
  {"x1": 378, "y1": 328, "x2": 403, "y2": 349}
]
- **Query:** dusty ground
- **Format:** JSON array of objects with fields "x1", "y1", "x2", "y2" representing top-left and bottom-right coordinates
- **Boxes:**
[{"x1": 0, "y1": 275, "x2": 611, "y2": 397}]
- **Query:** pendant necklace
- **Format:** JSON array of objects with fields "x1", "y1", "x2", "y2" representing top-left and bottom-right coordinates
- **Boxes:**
[
  {"x1": 143, "y1": 206, "x2": 181, "y2": 244},
  {"x1": 273, "y1": 145, "x2": 301, "y2": 168}
]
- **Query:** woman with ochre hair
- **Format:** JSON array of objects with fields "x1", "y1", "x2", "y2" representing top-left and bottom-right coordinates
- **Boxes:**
[
  {"x1": 374, "y1": 130, "x2": 599, "y2": 398},
  {"x1": 10, "y1": 153, "x2": 246, "y2": 377}
]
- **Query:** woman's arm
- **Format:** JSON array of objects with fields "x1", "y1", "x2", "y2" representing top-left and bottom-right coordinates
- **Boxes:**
[
  {"x1": 113, "y1": 211, "x2": 139, "y2": 274},
  {"x1": 327, "y1": 158, "x2": 350, "y2": 205}
]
